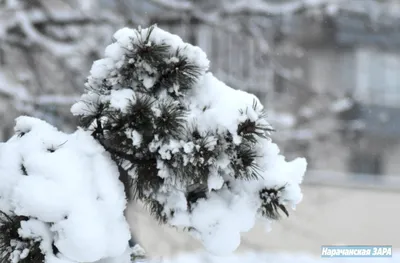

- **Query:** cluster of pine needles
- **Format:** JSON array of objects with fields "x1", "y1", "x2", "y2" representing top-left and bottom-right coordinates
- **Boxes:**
[{"x1": 0, "y1": 212, "x2": 43, "y2": 263}]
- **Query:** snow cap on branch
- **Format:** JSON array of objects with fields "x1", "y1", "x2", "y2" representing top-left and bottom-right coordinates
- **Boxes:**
[{"x1": 72, "y1": 24, "x2": 307, "y2": 255}]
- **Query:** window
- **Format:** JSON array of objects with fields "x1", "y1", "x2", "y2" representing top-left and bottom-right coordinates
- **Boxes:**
[
  {"x1": 349, "y1": 151, "x2": 383, "y2": 175},
  {"x1": 356, "y1": 48, "x2": 400, "y2": 107},
  {"x1": 384, "y1": 55, "x2": 400, "y2": 106}
]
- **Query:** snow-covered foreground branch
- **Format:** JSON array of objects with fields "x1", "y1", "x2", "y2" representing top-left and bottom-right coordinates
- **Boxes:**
[
  {"x1": 0, "y1": 25, "x2": 307, "y2": 263},
  {"x1": 0, "y1": 117, "x2": 131, "y2": 263}
]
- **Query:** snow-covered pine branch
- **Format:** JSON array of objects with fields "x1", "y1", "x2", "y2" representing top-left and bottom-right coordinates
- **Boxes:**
[
  {"x1": 72, "y1": 25, "x2": 307, "y2": 253},
  {"x1": 0, "y1": 25, "x2": 307, "y2": 263}
]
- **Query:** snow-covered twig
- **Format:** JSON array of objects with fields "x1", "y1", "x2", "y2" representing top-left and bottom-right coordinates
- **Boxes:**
[
  {"x1": 15, "y1": 10, "x2": 75, "y2": 55},
  {"x1": 221, "y1": 0, "x2": 334, "y2": 16},
  {"x1": 147, "y1": 0, "x2": 193, "y2": 12}
]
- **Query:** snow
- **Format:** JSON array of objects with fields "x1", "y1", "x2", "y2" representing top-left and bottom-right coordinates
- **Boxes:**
[
  {"x1": 72, "y1": 25, "x2": 307, "y2": 256},
  {"x1": 75, "y1": 25, "x2": 209, "y2": 98},
  {"x1": 268, "y1": 112, "x2": 296, "y2": 128},
  {"x1": 131, "y1": 244, "x2": 146, "y2": 259},
  {"x1": 109, "y1": 89, "x2": 136, "y2": 112},
  {"x1": 330, "y1": 98, "x2": 354, "y2": 113},
  {"x1": 0, "y1": 116, "x2": 131, "y2": 263},
  {"x1": 147, "y1": 251, "x2": 400, "y2": 263}
]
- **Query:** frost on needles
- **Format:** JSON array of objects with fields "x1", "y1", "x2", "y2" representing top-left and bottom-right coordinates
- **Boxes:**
[
  {"x1": 0, "y1": 25, "x2": 307, "y2": 263},
  {"x1": 72, "y1": 25, "x2": 307, "y2": 254}
]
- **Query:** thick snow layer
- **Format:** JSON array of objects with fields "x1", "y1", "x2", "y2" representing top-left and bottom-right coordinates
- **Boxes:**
[
  {"x1": 72, "y1": 25, "x2": 307, "y2": 255},
  {"x1": 0, "y1": 116, "x2": 131, "y2": 263},
  {"x1": 147, "y1": 251, "x2": 399, "y2": 263}
]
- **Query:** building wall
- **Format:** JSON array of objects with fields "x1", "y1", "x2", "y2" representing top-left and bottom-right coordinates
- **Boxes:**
[
  {"x1": 308, "y1": 143, "x2": 349, "y2": 173},
  {"x1": 307, "y1": 129, "x2": 400, "y2": 176},
  {"x1": 305, "y1": 46, "x2": 400, "y2": 175},
  {"x1": 306, "y1": 47, "x2": 356, "y2": 94}
]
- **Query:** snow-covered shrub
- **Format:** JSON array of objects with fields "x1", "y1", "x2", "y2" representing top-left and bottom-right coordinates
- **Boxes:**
[
  {"x1": 0, "y1": 25, "x2": 307, "y2": 263},
  {"x1": 72, "y1": 25, "x2": 307, "y2": 254}
]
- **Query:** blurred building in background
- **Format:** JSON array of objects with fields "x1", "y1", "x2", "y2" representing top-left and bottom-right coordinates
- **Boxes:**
[
  {"x1": 152, "y1": 1, "x2": 400, "y2": 177},
  {"x1": 1, "y1": 0, "x2": 400, "y2": 259},
  {"x1": 275, "y1": 3, "x2": 400, "y2": 176}
]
